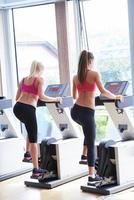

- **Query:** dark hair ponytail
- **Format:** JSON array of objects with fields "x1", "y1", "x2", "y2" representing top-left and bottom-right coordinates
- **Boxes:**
[{"x1": 77, "y1": 50, "x2": 94, "y2": 83}]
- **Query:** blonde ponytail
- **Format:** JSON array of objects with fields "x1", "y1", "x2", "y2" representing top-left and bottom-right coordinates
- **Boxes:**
[{"x1": 29, "y1": 60, "x2": 44, "y2": 76}]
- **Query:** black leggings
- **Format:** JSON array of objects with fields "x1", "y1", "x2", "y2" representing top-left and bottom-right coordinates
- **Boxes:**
[
  {"x1": 71, "y1": 104, "x2": 96, "y2": 167},
  {"x1": 13, "y1": 102, "x2": 37, "y2": 143}
]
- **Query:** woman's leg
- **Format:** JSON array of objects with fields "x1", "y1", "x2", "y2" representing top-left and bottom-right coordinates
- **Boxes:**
[
  {"x1": 23, "y1": 106, "x2": 39, "y2": 169},
  {"x1": 82, "y1": 124, "x2": 96, "y2": 176},
  {"x1": 82, "y1": 117, "x2": 101, "y2": 181},
  {"x1": 81, "y1": 141, "x2": 87, "y2": 160},
  {"x1": 23, "y1": 137, "x2": 32, "y2": 162},
  {"x1": 13, "y1": 103, "x2": 41, "y2": 172},
  {"x1": 81, "y1": 109, "x2": 96, "y2": 176},
  {"x1": 71, "y1": 105, "x2": 87, "y2": 159},
  {"x1": 82, "y1": 145, "x2": 87, "y2": 156},
  {"x1": 30, "y1": 143, "x2": 39, "y2": 169},
  {"x1": 82, "y1": 137, "x2": 87, "y2": 158},
  {"x1": 26, "y1": 136, "x2": 30, "y2": 153},
  {"x1": 25, "y1": 121, "x2": 39, "y2": 169}
]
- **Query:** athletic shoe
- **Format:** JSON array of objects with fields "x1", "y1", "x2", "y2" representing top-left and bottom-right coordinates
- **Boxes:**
[
  {"x1": 31, "y1": 168, "x2": 48, "y2": 179},
  {"x1": 81, "y1": 155, "x2": 87, "y2": 160},
  {"x1": 87, "y1": 175, "x2": 102, "y2": 185},
  {"x1": 22, "y1": 152, "x2": 32, "y2": 162}
]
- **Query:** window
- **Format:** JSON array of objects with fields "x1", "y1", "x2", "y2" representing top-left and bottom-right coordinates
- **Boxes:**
[
  {"x1": 73, "y1": 0, "x2": 131, "y2": 141},
  {"x1": 67, "y1": 0, "x2": 78, "y2": 76},
  {"x1": 13, "y1": 4, "x2": 59, "y2": 85},
  {"x1": 13, "y1": 4, "x2": 60, "y2": 140},
  {"x1": 82, "y1": 0, "x2": 131, "y2": 85}
]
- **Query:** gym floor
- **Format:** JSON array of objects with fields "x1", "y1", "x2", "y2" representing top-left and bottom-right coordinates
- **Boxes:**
[{"x1": 0, "y1": 173, "x2": 134, "y2": 200}]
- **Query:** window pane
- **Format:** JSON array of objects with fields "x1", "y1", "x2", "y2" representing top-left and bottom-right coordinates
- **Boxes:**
[
  {"x1": 83, "y1": 0, "x2": 131, "y2": 87},
  {"x1": 81, "y1": 0, "x2": 131, "y2": 141},
  {"x1": 13, "y1": 4, "x2": 59, "y2": 85},
  {"x1": 13, "y1": 4, "x2": 60, "y2": 140}
]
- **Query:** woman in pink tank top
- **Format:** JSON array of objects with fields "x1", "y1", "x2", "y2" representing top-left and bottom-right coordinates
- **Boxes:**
[
  {"x1": 13, "y1": 60, "x2": 62, "y2": 178},
  {"x1": 70, "y1": 50, "x2": 123, "y2": 183}
]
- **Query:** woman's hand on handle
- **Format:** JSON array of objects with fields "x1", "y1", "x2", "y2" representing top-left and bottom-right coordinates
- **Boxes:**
[
  {"x1": 56, "y1": 97, "x2": 62, "y2": 104},
  {"x1": 115, "y1": 95, "x2": 124, "y2": 101}
]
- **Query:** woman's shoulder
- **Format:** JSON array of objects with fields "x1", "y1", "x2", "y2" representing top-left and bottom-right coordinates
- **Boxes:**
[
  {"x1": 19, "y1": 77, "x2": 25, "y2": 84},
  {"x1": 87, "y1": 69, "x2": 99, "y2": 76},
  {"x1": 87, "y1": 70, "x2": 100, "y2": 82},
  {"x1": 73, "y1": 74, "x2": 77, "y2": 80},
  {"x1": 25, "y1": 76, "x2": 44, "y2": 85},
  {"x1": 36, "y1": 77, "x2": 44, "y2": 84},
  {"x1": 73, "y1": 75, "x2": 78, "y2": 83},
  {"x1": 22, "y1": 76, "x2": 31, "y2": 82},
  {"x1": 30, "y1": 76, "x2": 43, "y2": 82}
]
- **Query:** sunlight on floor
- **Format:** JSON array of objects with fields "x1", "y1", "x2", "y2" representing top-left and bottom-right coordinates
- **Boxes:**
[{"x1": 0, "y1": 173, "x2": 134, "y2": 200}]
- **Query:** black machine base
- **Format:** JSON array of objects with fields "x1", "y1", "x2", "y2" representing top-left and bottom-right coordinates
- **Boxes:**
[
  {"x1": 81, "y1": 180, "x2": 134, "y2": 195},
  {"x1": 25, "y1": 171, "x2": 87, "y2": 189}
]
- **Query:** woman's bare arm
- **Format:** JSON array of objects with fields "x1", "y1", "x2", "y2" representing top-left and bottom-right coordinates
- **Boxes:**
[
  {"x1": 72, "y1": 76, "x2": 77, "y2": 100},
  {"x1": 38, "y1": 78, "x2": 61, "y2": 102},
  {"x1": 16, "y1": 80, "x2": 22, "y2": 101},
  {"x1": 95, "y1": 72, "x2": 123, "y2": 100}
]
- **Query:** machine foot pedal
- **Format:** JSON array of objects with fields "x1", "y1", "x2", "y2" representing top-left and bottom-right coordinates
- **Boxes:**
[
  {"x1": 79, "y1": 160, "x2": 87, "y2": 165},
  {"x1": 38, "y1": 171, "x2": 58, "y2": 182}
]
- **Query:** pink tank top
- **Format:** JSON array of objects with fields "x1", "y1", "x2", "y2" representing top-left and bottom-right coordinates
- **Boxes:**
[
  {"x1": 20, "y1": 77, "x2": 38, "y2": 96},
  {"x1": 77, "y1": 81, "x2": 96, "y2": 93}
]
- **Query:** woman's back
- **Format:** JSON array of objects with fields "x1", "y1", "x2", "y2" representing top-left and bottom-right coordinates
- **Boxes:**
[
  {"x1": 74, "y1": 70, "x2": 97, "y2": 109},
  {"x1": 17, "y1": 76, "x2": 40, "y2": 107}
]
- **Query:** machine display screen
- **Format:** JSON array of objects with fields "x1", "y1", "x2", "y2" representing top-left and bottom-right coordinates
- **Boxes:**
[
  {"x1": 45, "y1": 84, "x2": 69, "y2": 97},
  {"x1": 104, "y1": 81, "x2": 129, "y2": 95}
]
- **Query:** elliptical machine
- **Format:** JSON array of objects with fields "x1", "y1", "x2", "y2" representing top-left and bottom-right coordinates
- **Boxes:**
[
  {"x1": 81, "y1": 81, "x2": 134, "y2": 195},
  {"x1": 25, "y1": 83, "x2": 88, "y2": 189},
  {"x1": 0, "y1": 97, "x2": 32, "y2": 181}
]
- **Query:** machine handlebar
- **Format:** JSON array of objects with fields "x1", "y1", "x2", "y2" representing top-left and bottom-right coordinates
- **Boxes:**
[{"x1": 95, "y1": 95, "x2": 133, "y2": 109}]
